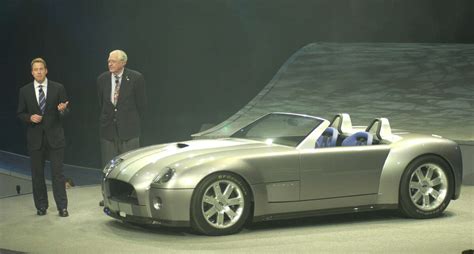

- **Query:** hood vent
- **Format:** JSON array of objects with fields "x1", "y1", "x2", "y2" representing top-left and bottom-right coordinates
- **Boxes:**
[{"x1": 177, "y1": 143, "x2": 189, "y2": 148}]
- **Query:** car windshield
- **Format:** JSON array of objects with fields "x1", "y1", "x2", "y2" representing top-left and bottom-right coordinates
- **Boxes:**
[{"x1": 231, "y1": 113, "x2": 323, "y2": 147}]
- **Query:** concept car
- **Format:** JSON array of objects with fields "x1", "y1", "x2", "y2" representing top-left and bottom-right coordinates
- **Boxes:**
[{"x1": 102, "y1": 112, "x2": 463, "y2": 235}]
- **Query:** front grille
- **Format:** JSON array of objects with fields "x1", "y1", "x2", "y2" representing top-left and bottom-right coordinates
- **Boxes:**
[{"x1": 107, "y1": 179, "x2": 139, "y2": 205}]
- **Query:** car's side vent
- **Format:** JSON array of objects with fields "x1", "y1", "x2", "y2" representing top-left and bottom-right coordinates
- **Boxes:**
[{"x1": 177, "y1": 143, "x2": 189, "y2": 148}]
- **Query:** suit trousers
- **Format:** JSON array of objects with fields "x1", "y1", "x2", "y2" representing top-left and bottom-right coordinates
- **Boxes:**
[
  {"x1": 100, "y1": 137, "x2": 140, "y2": 168},
  {"x1": 30, "y1": 134, "x2": 67, "y2": 210}
]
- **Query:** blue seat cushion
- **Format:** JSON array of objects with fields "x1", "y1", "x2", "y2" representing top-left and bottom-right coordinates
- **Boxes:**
[
  {"x1": 341, "y1": 131, "x2": 373, "y2": 146},
  {"x1": 316, "y1": 127, "x2": 339, "y2": 148}
]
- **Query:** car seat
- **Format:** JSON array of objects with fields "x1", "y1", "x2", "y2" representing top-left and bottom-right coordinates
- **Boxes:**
[
  {"x1": 341, "y1": 131, "x2": 373, "y2": 146},
  {"x1": 316, "y1": 127, "x2": 339, "y2": 148}
]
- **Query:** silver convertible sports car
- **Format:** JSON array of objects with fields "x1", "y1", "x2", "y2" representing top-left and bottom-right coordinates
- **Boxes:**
[{"x1": 102, "y1": 112, "x2": 462, "y2": 235}]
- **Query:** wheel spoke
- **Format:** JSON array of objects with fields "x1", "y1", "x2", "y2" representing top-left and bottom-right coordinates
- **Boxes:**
[
  {"x1": 425, "y1": 166, "x2": 434, "y2": 180},
  {"x1": 225, "y1": 208, "x2": 237, "y2": 220},
  {"x1": 410, "y1": 181, "x2": 422, "y2": 190},
  {"x1": 422, "y1": 194, "x2": 430, "y2": 207},
  {"x1": 216, "y1": 212, "x2": 225, "y2": 226},
  {"x1": 412, "y1": 190, "x2": 422, "y2": 202},
  {"x1": 227, "y1": 197, "x2": 243, "y2": 206},
  {"x1": 203, "y1": 195, "x2": 218, "y2": 206},
  {"x1": 204, "y1": 207, "x2": 218, "y2": 219},
  {"x1": 415, "y1": 169, "x2": 425, "y2": 181},
  {"x1": 213, "y1": 184, "x2": 223, "y2": 199},
  {"x1": 430, "y1": 177, "x2": 442, "y2": 187},
  {"x1": 430, "y1": 189, "x2": 440, "y2": 199},
  {"x1": 222, "y1": 184, "x2": 234, "y2": 199}
]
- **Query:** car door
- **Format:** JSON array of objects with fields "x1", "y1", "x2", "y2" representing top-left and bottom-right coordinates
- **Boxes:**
[{"x1": 299, "y1": 145, "x2": 390, "y2": 201}]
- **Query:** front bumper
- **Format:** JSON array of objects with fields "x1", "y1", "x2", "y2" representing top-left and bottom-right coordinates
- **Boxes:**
[
  {"x1": 102, "y1": 179, "x2": 194, "y2": 227},
  {"x1": 103, "y1": 207, "x2": 189, "y2": 227}
]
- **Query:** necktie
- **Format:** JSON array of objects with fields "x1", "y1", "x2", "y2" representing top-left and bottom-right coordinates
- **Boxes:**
[
  {"x1": 38, "y1": 85, "x2": 46, "y2": 115},
  {"x1": 113, "y1": 75, "x2": 120, "y2": 106}
]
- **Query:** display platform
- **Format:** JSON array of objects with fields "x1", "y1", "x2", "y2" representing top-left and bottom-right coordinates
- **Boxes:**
[{"x1": 0, "y1": 185, "x2": 472, "y2": 253}]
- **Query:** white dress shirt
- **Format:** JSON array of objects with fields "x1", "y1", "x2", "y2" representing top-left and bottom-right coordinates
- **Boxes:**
[
  {"x1": 34, "y1": 78, "x2": 48, "y2": 105},
  {"x1": 110, "y1": 69, "x2": 124, "y2": 104}
]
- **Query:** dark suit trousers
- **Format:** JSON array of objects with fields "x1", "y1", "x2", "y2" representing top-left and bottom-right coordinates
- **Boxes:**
[
  {"x1": 100, "y1": 137, "x2": 139, "y2": 168},
  {"x1": 30, "y1": 134, "x2": 68, "y2": 210}
]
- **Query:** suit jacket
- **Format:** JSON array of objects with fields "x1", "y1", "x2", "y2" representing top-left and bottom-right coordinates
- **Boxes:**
[
  {"x1": 97, "y1": 68, "x2": 146, "y2": 141},
  {"x1": 17, "y1": 80, "x2": 69, "y2": 151}
]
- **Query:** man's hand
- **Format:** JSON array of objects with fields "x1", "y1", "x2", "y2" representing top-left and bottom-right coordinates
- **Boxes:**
[
  {"x1": 30, "y1": 114, "x2": 43, "y2": 123},
  {"x1": 57, "y1": 101, "x2": 69, "y2": 112}
]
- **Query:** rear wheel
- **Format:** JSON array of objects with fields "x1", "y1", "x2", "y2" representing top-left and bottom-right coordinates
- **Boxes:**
[
  {"x1": 399, "y1": 155, "x2": 453, "y2": 218},
  {"x1": 191, "y1": 172, "x2": 250, "y2": 236}
]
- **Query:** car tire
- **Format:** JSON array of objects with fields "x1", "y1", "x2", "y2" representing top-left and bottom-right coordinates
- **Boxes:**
[
  {"x1": 190, "y1": 172, "x2": 251, "y2": 236},
  {"x1": 399, "y1": 155, "x2": 454, "y2": 219}
]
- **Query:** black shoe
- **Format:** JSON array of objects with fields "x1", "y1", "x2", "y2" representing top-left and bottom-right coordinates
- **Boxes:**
[
  {"x1": 58, "y1": 208, "x2": 69, "y2": 217},
  {"x1": 37, "y1": 208, "x2": 47, "y2": 216},
  {"x1": 99, "y1": 200, "x2": 104, "y2": 206}
]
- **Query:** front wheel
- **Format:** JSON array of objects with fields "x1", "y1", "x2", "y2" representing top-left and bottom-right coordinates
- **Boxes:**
[
  {"x1": 399, "y1": 155, "x2": 453, "y2": 219},
  {"x1": 190, "y1": 172, "x2": 251, "y2": 236}
]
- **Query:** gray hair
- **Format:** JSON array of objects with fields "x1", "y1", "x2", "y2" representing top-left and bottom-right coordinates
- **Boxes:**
[{"x1": 110, "y1": 49, "x2": 128, "y2": 62}]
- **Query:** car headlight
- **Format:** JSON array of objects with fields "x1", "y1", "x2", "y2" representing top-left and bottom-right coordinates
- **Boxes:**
[
  {"x1": 103, "y1": 157, "x2": 124, "y2": 177},
  {"x1": 153, "y1": 167, "x2": 176, "y2": 184}
]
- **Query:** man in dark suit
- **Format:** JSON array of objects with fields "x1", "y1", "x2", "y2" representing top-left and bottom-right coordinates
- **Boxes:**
[
  {"x1": 97, "y1": 50, "x2": 146, "y2": 206},
  {"x1": 17, "y1": 58, "x2": 70, "y2": 217},
  {"x1": 97, "y1": 49, "x2": 146, "y2": 164}
]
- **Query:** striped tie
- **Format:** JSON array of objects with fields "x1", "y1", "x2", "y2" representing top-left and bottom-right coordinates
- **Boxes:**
[
  {"x1": 38, "y1": 85, "x2": 46, "y2": 115},
  {"x1": 113, "y1": 75, "x2": 120, "y2": 106}
]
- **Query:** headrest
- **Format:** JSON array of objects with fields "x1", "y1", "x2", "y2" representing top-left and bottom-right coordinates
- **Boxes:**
[
  {"x1": 330, "y1": 113, "x2": 353, "y2": 134},
  {"x1": 377, "y1": 118, "x2": 392, "y2": 140},
  {"x1": 366, "y1": 118, "x2": 392, "y2": 140}
]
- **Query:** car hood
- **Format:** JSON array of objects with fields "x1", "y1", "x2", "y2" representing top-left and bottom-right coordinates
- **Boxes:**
[{"x1": 107, "y1": 138, "x2": 288, "y2": 186}]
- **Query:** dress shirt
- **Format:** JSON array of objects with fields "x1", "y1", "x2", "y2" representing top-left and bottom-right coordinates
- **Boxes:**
[
  {"x1": 34, "y1": 78, "x2": 48, "y2": 105},
  {"x1": 110, "y1": 69, "x2": 124, "y2": 104}
]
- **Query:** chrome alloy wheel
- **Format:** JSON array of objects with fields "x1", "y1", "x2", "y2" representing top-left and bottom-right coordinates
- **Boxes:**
[
  {"x1": 201, "y1": 179, "x2": 245, "y2": 229},
  {"x1": 408, "y1": 163, "x2": 448, "y2": 211}
]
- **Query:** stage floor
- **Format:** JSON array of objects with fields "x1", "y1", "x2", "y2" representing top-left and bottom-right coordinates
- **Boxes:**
[{"x1": 0, "y1": 185, "x2": 472, "y2": 254}]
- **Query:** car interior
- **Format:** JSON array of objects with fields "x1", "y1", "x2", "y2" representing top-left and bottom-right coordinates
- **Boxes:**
[{"x1": 316, "y1": 114, "x2": 392, "y2": 148}]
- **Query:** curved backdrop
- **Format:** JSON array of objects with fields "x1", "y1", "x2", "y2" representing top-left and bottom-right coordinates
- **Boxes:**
[{"x1": 196, "y1": 43, "x2": 474, "y2": 143}]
